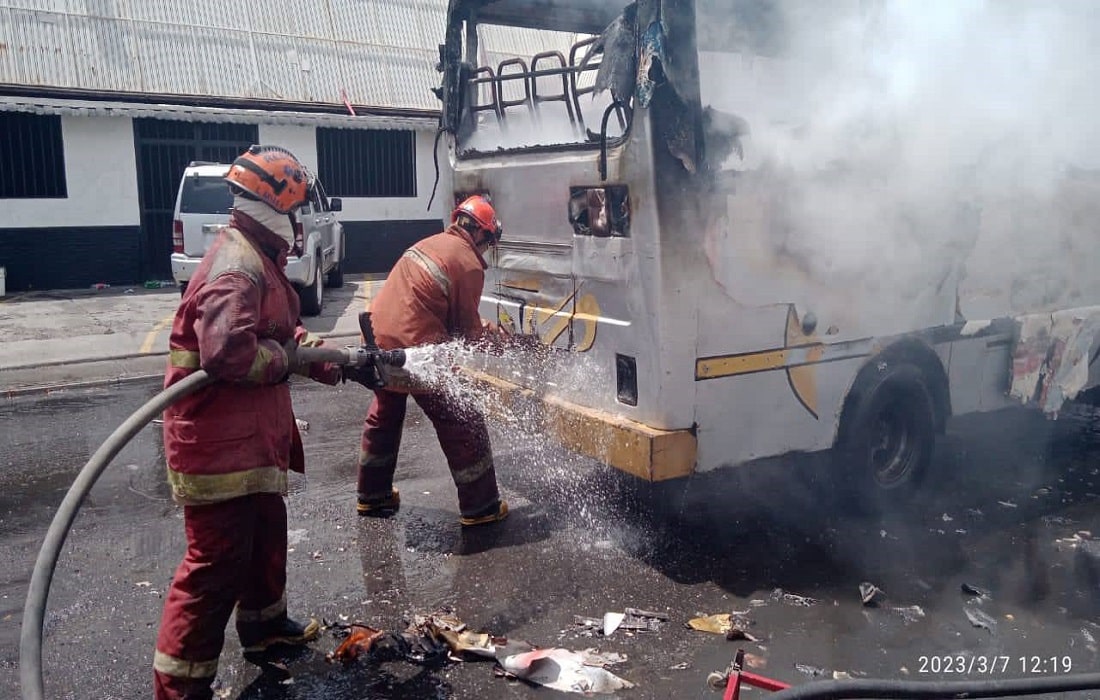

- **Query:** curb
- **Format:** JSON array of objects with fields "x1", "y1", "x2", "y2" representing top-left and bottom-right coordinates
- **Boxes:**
[
  {"x1": 3, "y1": 373, "x2": 164, "y2": 399},
  {"x1": 1, "y1": 331, "x2": 362, "y2": 372},
  {"x1": 2, "y1": 331, "x2": 363, "y2": 398}
]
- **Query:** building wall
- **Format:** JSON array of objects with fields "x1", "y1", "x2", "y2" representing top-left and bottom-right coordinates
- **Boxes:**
[
  {"x1": 5, "y1": 116, "x2": 139, "y2": 228},
  {"x1": 0, "y1": 115, "x2": 143, "y2": 290},
  {"x1": 258, "y1": 124, "x2": 449, "y2": 274},
  {"x1": 0, "y1": 115, "x2": 450, "y2": 291}
]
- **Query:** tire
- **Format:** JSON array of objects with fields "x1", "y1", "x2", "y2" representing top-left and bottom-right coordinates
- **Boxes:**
[
  {"x1": 834, "y1": 363, "x2": 937, "y2": 512},
  {"x1": 298, "y1": 258, "x2": 323, "y2": 316},
  {"x1": 179, "y1": 282, "x2": 188, "y2": 297},
  {"x1": 325, "y1": 261, "x2": 344, "y2": 289}
]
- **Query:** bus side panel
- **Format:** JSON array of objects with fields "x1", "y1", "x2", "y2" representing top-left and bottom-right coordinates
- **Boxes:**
[
  {"x1": 694, "y1": 355, "x2": 863, "y2": 472},
  {"x1": 944, "y1": 334, "x2": 1020, "y2": 416}
]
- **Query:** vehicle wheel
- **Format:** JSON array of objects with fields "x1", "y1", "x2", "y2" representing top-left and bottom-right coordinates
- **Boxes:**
[
  {"x1": 834, "y1": 363, "x2": 937, "y2": 512},
  {"x1": 179, "y1": 282, "x2": 188, "y2": 297},
  {"x1": 298, "y1": 259, "x2": 323, "y2": 316},
  {"x1": 325, "y1": 261, "x2": 344, "y2": 288}
]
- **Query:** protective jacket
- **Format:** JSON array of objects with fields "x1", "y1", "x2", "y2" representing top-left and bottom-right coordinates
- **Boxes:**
[
  {"x1": 370, "y1": 224, "x2": 489, "y2": 350},
  {"x1": 162, "y1": 210, "x2": 339, "y2": 505}
]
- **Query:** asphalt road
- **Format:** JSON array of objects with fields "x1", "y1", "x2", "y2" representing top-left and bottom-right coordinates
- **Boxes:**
[{"x1": 2, "y1": 378, "x2": 1100, "y2": 699}]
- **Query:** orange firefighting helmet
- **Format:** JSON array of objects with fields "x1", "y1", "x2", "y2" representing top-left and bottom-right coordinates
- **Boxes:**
[
  {"x1": 225, "y1": 145, "x2": 311, "y2": 215},
  {"x1": 453, "y1": 195, "x2": 503, "y2": 244}
]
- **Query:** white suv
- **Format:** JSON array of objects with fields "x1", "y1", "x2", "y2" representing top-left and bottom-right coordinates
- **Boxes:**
[{"x1": 169, "y1": 162, "x2": 346, "y2": 316}]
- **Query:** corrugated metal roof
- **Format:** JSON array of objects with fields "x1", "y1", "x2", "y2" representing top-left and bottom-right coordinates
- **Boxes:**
[
  {"x1": 0, "y1": 0, "x2": 585, "y2": 111},
  {"x1": 0, "y1": 0, "x2": 449, "y2": 109},
  {"x1": 0, "y1": 94, "x2": 438, "y2": 129}
]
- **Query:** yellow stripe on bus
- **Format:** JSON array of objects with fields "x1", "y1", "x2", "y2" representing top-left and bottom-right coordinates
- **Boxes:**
[{"x1": 695, "y1": 348, "x2": 790, "y2": 379}]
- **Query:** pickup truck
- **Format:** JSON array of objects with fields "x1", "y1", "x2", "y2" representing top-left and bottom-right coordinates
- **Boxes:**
[{"x1": 169, "y1": 162, "x2": 345, "y2": 316}]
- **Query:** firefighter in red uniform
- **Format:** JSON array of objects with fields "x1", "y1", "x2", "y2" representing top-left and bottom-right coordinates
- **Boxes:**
[
  {"x1": 153, "y1": 145, "x2": 341, "y2": 700},
  {"x1": 349, "y1": 195, "x2": 509, "y2": 526}
]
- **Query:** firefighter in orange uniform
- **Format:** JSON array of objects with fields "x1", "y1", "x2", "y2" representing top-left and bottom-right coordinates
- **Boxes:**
[
  {"x1": 349, "y1": 195, "x2": 509, "y2": 526},
  {"x1": 153, "y1": 145, "x2": 341, "y2": 700}
]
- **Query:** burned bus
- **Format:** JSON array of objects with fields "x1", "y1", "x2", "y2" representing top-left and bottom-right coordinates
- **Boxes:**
[{"x1": 434, "y1": 0, "x2": 1100, "y2": 507}]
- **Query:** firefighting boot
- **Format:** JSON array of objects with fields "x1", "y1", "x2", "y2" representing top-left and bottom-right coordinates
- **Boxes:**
[
  {"x1": 241, "y1": 616, "x2": 321, "y2": 658},
  {"x1": 357, "y1": 488, "x2": 400, "y2": 517},
  {"x1": 459, "y1": 499, "x2": 509, "y2": 527}
]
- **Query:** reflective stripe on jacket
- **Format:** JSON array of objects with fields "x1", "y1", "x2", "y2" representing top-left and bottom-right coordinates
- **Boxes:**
[
  {"x1": 162, "y1": 211, "x2": 322, "y2": 505},
  {"x1": 369, "y1": 224, "x2": 489, "y2": 351}
]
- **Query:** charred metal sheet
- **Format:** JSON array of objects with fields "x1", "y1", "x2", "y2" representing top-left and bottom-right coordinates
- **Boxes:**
[
  {"x1": 1010, "y1": 307, "x2": 1100, "y2": 415},
  {"x1": 580, "y1": 2, "x2": 637, "y2": 107},
  {"x1": 636, "y1": 15, "x2": 663, "y2": 107}
]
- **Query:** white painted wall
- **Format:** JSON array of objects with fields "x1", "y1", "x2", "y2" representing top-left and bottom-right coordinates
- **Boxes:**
[
  {"x1": 259, "y1": 124, "x2": 450, "y2": 222},
  {"x1": 3, "y1": 116, "x2": 140, "y2": 228},
  {"x1": 259, "y1": 123, "x2": 319, "y2": 175},
  {"x1": 1, "y1": 117, "x2": 446, "y2": 232}
]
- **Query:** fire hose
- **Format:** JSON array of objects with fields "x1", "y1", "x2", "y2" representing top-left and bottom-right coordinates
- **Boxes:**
[{"x1": 20, "y1": 313, "x2": 402, "y2": 700}]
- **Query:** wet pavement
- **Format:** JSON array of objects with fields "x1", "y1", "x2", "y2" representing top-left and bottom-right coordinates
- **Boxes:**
[{"x1": 2, "y1": 379, "x2": 1099, "y2": 699}]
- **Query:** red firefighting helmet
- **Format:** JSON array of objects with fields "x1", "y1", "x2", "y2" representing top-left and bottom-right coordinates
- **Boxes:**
[
  {"x1": 225, "y1": 145, "x2": 311, "y2": 214},
  {"x1": 453, "y1": 195, "x2": 503, "y2": 244}
]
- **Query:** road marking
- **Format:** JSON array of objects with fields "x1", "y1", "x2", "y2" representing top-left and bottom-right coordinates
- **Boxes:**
[
  {"x1": 140, "y1": 315, "x2": 175, "y2": 354},
  {"x1": 363, "y1": 280, "x2": 379, "y2": 312}
]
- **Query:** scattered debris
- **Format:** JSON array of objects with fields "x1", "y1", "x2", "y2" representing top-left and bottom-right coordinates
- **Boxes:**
[
  {"x1": 961, "y1": 583, "x2": 987, "y2": 597},
  {"x1": 1055, "y1": 532, "x2": 1093, "y2": 551},
  {"x1": 295, "y1": 418, "x2": 309, "y2": 432},
  {"x1": 859, "y1": 582, "x2": 886, "y2": 607},
  {"x1": 498, "y1": 648, "x2": 634, "y2": 694},
  {"x1": 998, "y1": 500, "x2": 1018, "y2": 509},
  {"x1": 1082, "y1": 627, "x2": 1098, "y2": 653},
  {"x1": 328, "y1": 625, "x2": 385, "y2": 663},
  {"x1": 603, "y1": 612, "x2": 625, "y2": 636},
  {"x1": 743, "y1": 653, "x2": 767, "y2": 669},
  {"x1": 668, "y1": 661, "x2": 690, "y2": 671},
  {"x1": 796, "y1": 663, "x2": 827, "y2": 678},
  {"x1": 576, "y1": 607, "x2": 668, "y2": 636},
  {"x1": 942, "y1": 513, "x2": 954, "y2": 522},
  {"x1": 1043, "y1": 515, "x2": 1075, "y2": 526},
  {"x1": 686, "y1": 613, "x2": 760, "y2": 641},
  {"x1": 135, "y1": 581, "x2": 151, "y2": 587},
  {"x1": 964, "y1": 605, "x2": 997, "y2": 632},
  {"x1": 890, "y1": 605, "x2": 926, "y2": 624},
  {"x1": 770, "y1": 588, "x2": 817, "y2": 607}
]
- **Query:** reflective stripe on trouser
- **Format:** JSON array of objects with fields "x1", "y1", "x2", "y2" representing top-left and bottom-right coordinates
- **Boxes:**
[
  {"x1": 359, "y1": 388, "x2": 500, "y2": 517},
  {"x1": 154, "y1": 493, "x2": 288, "y2": 700}
]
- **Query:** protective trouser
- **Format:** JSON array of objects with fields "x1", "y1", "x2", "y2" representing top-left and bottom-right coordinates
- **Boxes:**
[
  {"x1": 358, "y1": 388, "x2": 500, "y2": 517},
  {"x1": 153, "y1": 493, "x2": 288, "y2": 700}
]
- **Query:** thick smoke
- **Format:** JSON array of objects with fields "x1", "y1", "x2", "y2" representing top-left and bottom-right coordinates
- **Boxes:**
[{"x1": 702, "y1": 0, "x2": 1100, "y2": 335}]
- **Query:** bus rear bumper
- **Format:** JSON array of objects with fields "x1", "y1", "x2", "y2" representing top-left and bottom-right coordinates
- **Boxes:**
[{"x1": 464, "y1": 369, "x2": 696, "y2": 482}]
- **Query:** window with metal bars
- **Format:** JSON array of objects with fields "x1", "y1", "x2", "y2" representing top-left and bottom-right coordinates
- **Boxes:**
[
  {"x1": 0, "y1": 113, "x2": 67, "y2": 199},
  {"x1": 316, "y1": 128, "x2": 417, "y2": 198}
]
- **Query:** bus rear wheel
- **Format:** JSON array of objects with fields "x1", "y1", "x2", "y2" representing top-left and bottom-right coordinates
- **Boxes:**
[{"x1": 835, "y1": 363, "x2": 937, "y2": 513}]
